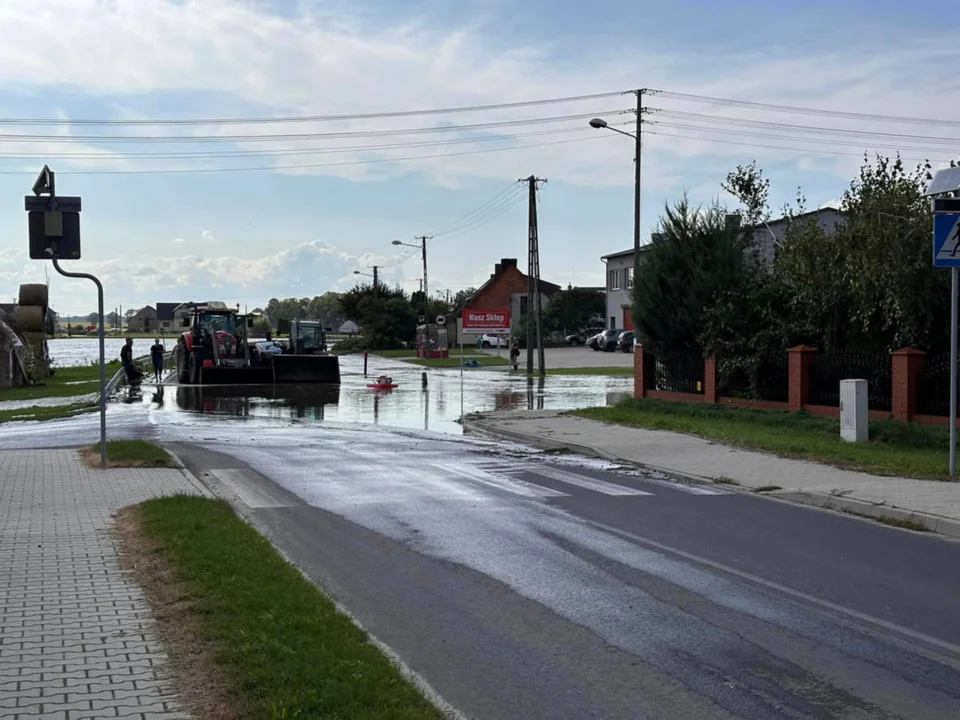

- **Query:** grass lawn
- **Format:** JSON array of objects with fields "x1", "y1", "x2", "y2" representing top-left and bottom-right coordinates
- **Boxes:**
[
  {"x1": 123, "y1": 496, "x2": 444, "y2": 719},
  {"x1": 373, "y1": 349, "x2": 418, "y2": 358},
  {"x1": 547, "y1": 367, "x2": 634, "y2": 377},
  {"x1": 0, "y1": 402, "x2": 97, "y2": 424},
  {"x1": 575, "y1": 399, "x2": 952, "y2": 480},
  {"x1": 0, "y1": 361, "x2": 121, "y2": 402},
  {"x1": 83, "y1": 440, "x2": 175, "y2": 468}
]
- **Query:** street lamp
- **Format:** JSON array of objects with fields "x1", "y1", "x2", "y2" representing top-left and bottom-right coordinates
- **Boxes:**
[{"x1": 393, "y1": 237, "x2": 430, "y2": 324}]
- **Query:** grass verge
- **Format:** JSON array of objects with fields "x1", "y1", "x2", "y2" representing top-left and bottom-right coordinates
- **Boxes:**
[
  {"x1": 0, "y1": 361, "x2": 121, "y2": 402},
  {"x1": 82, "y1": 440, "x2": 175, "y2": 468},
  {"x1": 116, "y1": 496, "x2": 444, "y2": 719},
  {"x1": 0, "y1": 402, "x2": 97, "y2": 424},
  {"x1": 546, "y1": 367, "x2": 634, "y2": 376},
  {"x1": 574, "y1": 399, "x2": 951, "y2": 480}
]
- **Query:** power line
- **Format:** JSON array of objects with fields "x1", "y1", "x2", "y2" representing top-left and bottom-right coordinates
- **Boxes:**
[
  {"x1": 430, "y1": 191, "x2": 528, "y2": 242},
  {"x1": 646, "y1": 128, "x2": 952, "y2": 164},
  {"x1": 652, "y1": 89, "x2": 960, "y2": 128},
  {"x1": 653, "y1": 120, "x2": 960, "y2": 156},
  {"x1": 429, "y1": 184, "x2": 528, "y2": 239},
  {"x1": 0, "y1": 109, "x2": 630, "y2": 144},
  {"x1": 652, "y1": 109, "x2": 960, "y2": 144},
  {"x1": 0, "y1": 90, "x2": 631, "y2": 127},
  {"x1": 0, "y1": 133, "x2": 611, "y2": 176},
  {"x1": 0, "y1": 125, "x2": 597, "y2": 160}
]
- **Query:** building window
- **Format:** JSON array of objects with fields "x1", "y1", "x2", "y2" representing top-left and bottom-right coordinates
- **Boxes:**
[
  {"x1": 610, "y1": 316, "x2": 616, "y2": 329},
  {"x1": 608, "y1": 269, "x2": 620, "y2": 290},
  {"x1": 520, "y1": 296, "x2": 528, "y2": 316},
  {"x1": 625, "y1": 267, "x2": 633, "y2": 289}
]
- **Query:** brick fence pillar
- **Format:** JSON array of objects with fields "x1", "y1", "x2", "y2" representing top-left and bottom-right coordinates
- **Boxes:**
[
  {"x1": 891, "y1": 347, "x2": 926, "y2": 422},
  {"x1": 788, "y1": 345, "x2": 816, "y2": 413},
  {"x1": 704, "y1": 357, "x2": 718, "y2": 403},
  {"x1": 634, "y1": 343, "x2": 647, "y2": 399}
]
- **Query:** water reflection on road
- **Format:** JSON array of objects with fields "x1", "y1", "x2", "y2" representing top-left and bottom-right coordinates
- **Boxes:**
[{"x1": 144, "y1": 353, "x2": 632, "y2": 435}]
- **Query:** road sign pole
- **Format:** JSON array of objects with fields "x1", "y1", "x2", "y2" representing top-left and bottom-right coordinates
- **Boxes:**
[
  {"x1": 51, "y1": 257, "x2": 107, "y2": 469},
  {"x1": 951, "y1": 267, "x2": 958, "y2": 480}
]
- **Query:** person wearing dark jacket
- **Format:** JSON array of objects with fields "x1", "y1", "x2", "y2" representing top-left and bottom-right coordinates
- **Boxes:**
[
  {"x1": 120, "y1": 338, "x2": 143, "y2": 384},
  {"x1": 150, "y1": 339, "x2": 165, "y2": 382}
]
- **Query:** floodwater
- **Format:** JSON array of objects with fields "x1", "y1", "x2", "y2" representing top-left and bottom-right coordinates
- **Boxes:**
[
  {"x1": 124, "y1": 352, "x2": 632, "y2": 435},
  {"x1": 48, "y1": 337, "x2": 137, "y2": 367}
]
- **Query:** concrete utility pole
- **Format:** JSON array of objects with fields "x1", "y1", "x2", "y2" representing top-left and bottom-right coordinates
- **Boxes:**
[
  {"x1": 521, "y1": 175, "x2": 547, "y2": 376},
  {"x1": 417, "y1": 236, "x2": 430, "y2": 323},
  {"x1": 369, "y1": 265, "x2": 380, "y2": 298}
]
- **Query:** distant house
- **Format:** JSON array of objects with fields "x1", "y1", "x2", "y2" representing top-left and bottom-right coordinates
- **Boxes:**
[
  {"x1": 451, "y1": 258, "x2": 561, "y2": 344},
  {"x1": 126, "y1": 306, "x2": 157, "y2": 333},
  {"x1": 156, "y1": 302, "x2": 189, "y2": 334},
  {"x1": 738, "y1": 207, "x2": 844, "y2": 264},
  {"x1": 338, "y1": 320, "x2": 360, "y2": 335}
]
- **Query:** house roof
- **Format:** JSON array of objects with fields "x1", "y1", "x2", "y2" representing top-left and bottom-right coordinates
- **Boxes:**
[
  {"x1": 743, "y1": 206, "x2": 844, "y2": 231},
  {"x1": 600, "y1": 244, "x2": 652, "y2": 261},
  {"x1": 451, "y1": 258, "x2": 562, "y2": 317},
  {"x1": 132, "y1": 305, "x2": 156, "y2": 318},
  {"x1": 156, "y1": 302, "x2": 183, "y2": 321}
]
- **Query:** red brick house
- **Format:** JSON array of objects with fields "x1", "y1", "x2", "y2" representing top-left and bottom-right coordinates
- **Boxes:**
[{"x1": 452, "y1": 258, "x2": 561, "y2": 343}]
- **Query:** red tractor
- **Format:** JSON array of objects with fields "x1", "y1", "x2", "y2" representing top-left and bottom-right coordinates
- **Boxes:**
[{"x1": 175, "y1": 302, "x2": 262, "y2": 385}]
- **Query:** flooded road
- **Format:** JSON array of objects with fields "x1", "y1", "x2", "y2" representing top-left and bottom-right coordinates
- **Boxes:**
[{"x1": 3, "y1": 351, "x2": 960, "y2": 717}]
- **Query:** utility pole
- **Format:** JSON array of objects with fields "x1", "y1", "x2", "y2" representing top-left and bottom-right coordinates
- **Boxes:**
[
  {"x1": 521, "y1": 175, "x2": 547, "y2": 376},
  {"x1": 415, "y1": 235, "x2": 431, "y2": 324},
  {"x1": 369, "y1": 265, "x2": 380, "y2": 298}
]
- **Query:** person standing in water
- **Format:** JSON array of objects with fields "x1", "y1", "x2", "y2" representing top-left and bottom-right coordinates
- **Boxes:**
[{"x1": 150, "y1": 338, "x2": 165, "y2": 382}]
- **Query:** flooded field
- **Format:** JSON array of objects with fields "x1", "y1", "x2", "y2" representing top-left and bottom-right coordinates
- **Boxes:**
[
  {"x1": 125, "y1": 353, "x2": 632, "y2": 435},
  {"x1": 48, "y1": 337, "x2": 146, "y2": 367}
]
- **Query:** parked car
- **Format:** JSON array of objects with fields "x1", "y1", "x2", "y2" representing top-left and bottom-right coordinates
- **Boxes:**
[
  {"x1": 617, "y1": 331, "x2": 635, "y2": 352},
  {"x1": 479, "y1": 333, "x2": 509, "y2": 348},
  {"x1": 591, "y1": 329, "x2": 622, "y2": 352},
  {"x1": 565, "y1": 328, "x2": 603, "y2": 346}
]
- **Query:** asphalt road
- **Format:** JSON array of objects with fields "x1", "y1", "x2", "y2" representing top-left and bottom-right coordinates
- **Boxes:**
[{"x1": 165, "y1": 423, "x2": 960, "y2": 720}]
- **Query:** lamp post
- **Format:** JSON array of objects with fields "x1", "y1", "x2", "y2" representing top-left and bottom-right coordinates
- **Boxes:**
[
  {"x1": 392, "y1": 237, "x2": 430, "y2": 324},
  {"x1": 590, "y1": 89, "x2": 644, "y2": 306}
]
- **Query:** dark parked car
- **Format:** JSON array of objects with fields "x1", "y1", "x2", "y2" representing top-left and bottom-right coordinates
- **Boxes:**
[
  {"x1": 617, "y1": 331, "x2": 635, "y2": 352},
  {"x1": 591, "y1": 329, "x2": 622, "y2": 352},
  {"x1": 565, "y1": 328, "x2": 603, "y2": 346}
]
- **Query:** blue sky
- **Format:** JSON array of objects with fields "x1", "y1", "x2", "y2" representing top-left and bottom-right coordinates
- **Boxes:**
[{"x1": 0, "y1": 0, "x2": 956, "y2": 318}]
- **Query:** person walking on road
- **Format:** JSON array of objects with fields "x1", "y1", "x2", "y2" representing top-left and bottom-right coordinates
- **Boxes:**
[
  {"x1": 150, "y1": 338, "x2": 165, "y2": 382},
  {"x1": 510, "y1": 340, "x2": 520, "y2": 370}
]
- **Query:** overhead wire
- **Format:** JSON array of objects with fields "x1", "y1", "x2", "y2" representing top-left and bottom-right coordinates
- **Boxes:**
[
  {"x1": 0, "y1": 90, "x2": 631, "y2": 126},
  {"x1": 428, "y1": 184, "x2": 528, "y2": 240},
  {"x1": 651, "y1": 89, "x2": 960, "y2": 128},
  {"x1": 0, "y1": 132, "x2": 614, "y2": 175},
  {"x1": 0, "y1": 109, "x2": 630, "y2": 144}
]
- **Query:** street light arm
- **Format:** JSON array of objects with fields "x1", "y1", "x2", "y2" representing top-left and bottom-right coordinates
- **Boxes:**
[{"x1": 605, "y1": 125, "x2": 637, "y2": 141}]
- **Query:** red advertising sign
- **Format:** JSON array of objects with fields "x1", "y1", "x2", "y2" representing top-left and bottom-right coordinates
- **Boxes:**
[{"x1": 462, "y1": 308, "x2": 511, "y2": 333}]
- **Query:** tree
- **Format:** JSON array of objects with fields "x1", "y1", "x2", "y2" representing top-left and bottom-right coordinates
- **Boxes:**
[
  {"x1": 125, "y1": 307, "x2": 138, "y2": 319},
  {"x1": 632, "y1": 195, "x2": 748, "y2": 355},
  {"x1": 722, "y1": 160, "x2": 770, "y2": 227},
  {"x1": 543, "y1": 288, "x2": 604, "y2": 334},
  {"x1": 451, "y1": 287, "x2": 477, "y2": 310}
]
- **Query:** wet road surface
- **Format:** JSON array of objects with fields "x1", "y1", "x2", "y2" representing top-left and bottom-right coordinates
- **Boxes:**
[{"x1": 2, "y1": 360, "x2": 960, "y2": 718}]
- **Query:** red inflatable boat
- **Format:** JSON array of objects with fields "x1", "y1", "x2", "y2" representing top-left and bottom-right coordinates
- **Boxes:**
[{"x1": 367, "y1": 375, "x2": 398, "y2": 390}]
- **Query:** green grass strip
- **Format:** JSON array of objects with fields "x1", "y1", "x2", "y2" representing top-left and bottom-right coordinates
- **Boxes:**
[
  {"x1": 138, "y1": 495, "x2": 444, "y2": 719},
  {"x1": 89, "y1": 440, "x2": 175, "y2": 467},
  {"x1": 575, "y1": 399, "x2": 951, "y2": 480}
]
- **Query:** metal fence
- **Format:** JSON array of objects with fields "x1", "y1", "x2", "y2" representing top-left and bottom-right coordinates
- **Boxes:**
[
  {"x1": 717, "y1": 354, "x2": 789, "y2": 403},
  {"x1": 808, "y1": 351, "x2": 892, "y2": 412},
  {"x1": 917, "y1": 352, "x2": 955, "y2": 417},
  {"x1": 654, "y1": 351, "x2": 705, "y2": 395}
]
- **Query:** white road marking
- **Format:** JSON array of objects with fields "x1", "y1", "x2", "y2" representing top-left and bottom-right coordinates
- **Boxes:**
[
  {"x1": 640, "y1": 477, "x2": 731, "y2": 495},
  {"x1": 435, "y1": 463, "x2": 570, "y2": 498},
  {"x1": 518, "y1": 465, "x2": 654, "y2": 496},
  {"x1": 208, "y1": 468, "x2": 294, "y2": 508}
]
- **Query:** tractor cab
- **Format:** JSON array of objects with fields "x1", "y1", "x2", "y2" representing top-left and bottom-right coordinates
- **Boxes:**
[{"x1": 175, "y1": 302, "x2": 255, "y2": 384}]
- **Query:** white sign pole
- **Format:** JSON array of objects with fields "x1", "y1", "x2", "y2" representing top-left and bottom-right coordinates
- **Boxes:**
[{"x1": 951, "y1": 267, "x2": 958, "y2": 480}]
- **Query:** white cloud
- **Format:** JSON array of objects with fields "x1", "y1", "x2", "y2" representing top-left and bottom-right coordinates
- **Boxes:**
[{"x1": 0, "y1": 1, "x2": 957, "y2": 188}]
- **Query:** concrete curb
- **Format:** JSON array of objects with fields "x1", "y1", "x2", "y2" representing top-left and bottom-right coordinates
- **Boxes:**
[
  {"x1": 160, "y1": 446, "x2": 217, "y2": 499},
  {"x1": 462, "y1": 418, "x2": 960, "y2": 540}
]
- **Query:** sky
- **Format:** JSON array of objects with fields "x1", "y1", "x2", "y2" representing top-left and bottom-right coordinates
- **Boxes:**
[{"x1": 0, "y1": 0, "x2": 957, "y2": 318}]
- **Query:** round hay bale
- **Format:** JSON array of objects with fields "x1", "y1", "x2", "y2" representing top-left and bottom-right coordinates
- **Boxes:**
[
  {"x1": 18, "y1": 283, "x2": 48, "y2": 310},
  {"x1": 14, "y1": 306, "x2": 45, "y2": 333}
]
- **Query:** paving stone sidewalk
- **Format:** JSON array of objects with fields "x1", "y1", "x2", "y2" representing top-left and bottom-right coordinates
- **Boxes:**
[
  {"x1": 0, "y1": 448, "x2": 211, "y2": 719},
  {"x1": 464, "y1": 410, "x2": 960, "y2": 537}
]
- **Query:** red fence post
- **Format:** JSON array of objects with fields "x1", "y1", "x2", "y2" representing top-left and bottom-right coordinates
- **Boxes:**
[
  {"x1": 634, "y1": 343, "x2": 647, "y2": 399},
  {"x1": 704, "y1": 357, "x2": 718, "y2": 404},
  {"x1": 788, "y1": 345, "x2": 816, "y2": 413},
  {"x1": 891, "y1": 347, "x2": 926, "y2": 422}
]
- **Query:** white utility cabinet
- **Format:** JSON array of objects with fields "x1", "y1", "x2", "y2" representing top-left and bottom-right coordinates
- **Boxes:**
[{"x1": 840, "y1": 378, "x2": 868, "y2": 443}]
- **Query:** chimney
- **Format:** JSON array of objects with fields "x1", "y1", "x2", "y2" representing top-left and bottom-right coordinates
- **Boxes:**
[
  {"x1": 501, "y1": 258, "x2": 517, "y2": 269},
  {"x1": 494, "y1": 263, "x2": 502, "y2": 274}
]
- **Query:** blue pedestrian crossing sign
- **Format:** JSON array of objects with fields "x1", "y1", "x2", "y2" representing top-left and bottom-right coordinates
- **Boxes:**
[{"x1": 933, "y1": 214, "x2": 960, "y2": 267}]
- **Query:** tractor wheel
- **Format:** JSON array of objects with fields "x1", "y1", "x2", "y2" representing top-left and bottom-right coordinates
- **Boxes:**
[{"x1": 176, "y1": 343, "x2": 189, "y2": 384}]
